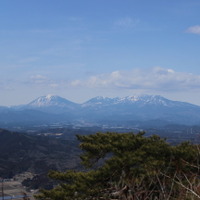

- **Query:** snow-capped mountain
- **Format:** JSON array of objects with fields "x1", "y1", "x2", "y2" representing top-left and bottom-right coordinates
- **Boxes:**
[
  {"x1": 82, "y1": 96, "x2": 119, "y2": 107},
  {"x1": 82, "y1": 95, "x2": 194, "y2": 108},
  {"x1": 19, "y1": 95, "x2": 79, "y2": 114},
  {"x1": 28, "y1": 94, "x2": 78, "y2": 108},
  {"x1": 82, "y1": 95, "x2": 168, "y2": 107},
  {"x1": 1, "y1": 94, "x2": 200, "y2": 128},
  {"x1": 79, "y1": 95, "x2": 200, "y2": 125}
]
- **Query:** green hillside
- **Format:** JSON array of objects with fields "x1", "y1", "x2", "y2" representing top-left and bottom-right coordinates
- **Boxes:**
[{"x1": 0, "y1": 129, "x2": 80, "y2": 178}]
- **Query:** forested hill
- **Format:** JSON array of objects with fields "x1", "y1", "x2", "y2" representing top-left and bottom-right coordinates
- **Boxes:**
[{"x1": 0, "y1": 129, "x2": 80, "y2": 178}]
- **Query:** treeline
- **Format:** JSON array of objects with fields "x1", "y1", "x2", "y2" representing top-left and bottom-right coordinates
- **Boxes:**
[{"x1": 37, "y1": 132, "x2": 200, "y2": 200}]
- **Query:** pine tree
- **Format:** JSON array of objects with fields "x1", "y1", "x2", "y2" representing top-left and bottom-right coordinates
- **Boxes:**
[{"x1": 36, "y1": 132, "x2": 200, "y2": 200}]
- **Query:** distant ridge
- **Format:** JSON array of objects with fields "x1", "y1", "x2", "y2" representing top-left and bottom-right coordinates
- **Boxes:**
[
  {"x1": 0, "y1": 94, "x2": 200, "y2": 128},
  {"x1": 82, "y1": 95, "x2": 177, "y2": 106}
]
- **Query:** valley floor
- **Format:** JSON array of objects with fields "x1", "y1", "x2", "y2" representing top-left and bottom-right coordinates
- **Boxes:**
[{"x1": 0, "y1": 174, "x2": 37, "y2": 200}]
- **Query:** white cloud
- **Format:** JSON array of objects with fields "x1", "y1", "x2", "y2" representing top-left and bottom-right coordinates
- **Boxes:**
[
  {"x1": 15, "y1": 68, "x2": 200, "y2": 101},
  {"x1": 68, "y1": 67, "x2": 200, "y2": 92},
  {"x1": 186, "y1": 25, "x2": 200, "y2": 34},
  {"x1": 29, "y1": 75, "x2": 63, "y2": 89}
]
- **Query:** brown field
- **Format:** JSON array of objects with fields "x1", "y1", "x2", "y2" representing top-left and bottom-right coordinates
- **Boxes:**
[{"x1": 0, "y1": 178, "x2": 36, "y2": 200}]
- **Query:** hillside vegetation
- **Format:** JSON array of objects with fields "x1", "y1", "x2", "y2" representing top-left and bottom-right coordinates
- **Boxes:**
[
  {"x1": 0, "y1": 129, "x2": 80, "y2": 179},
  {"x1": 37, "y1": 132, "x2": 200, "y2": 200}
]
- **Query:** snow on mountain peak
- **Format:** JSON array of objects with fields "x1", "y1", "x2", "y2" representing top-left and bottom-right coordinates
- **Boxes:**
[
  {"x1": 121, "y1": 94, "x2": 169, "y2": 105},
  {"x1": 28, "y1": 94, "x2": 176, "y2": 109},
  {"x1": 28, "y1": 95, "x2": 75, "y2": 107},
  {"x1": 82, "y1": 94, "x2": 171, "y2": 107},
  {"x1": 46, "y1": 94, "x2": 55, "y2": 100}
]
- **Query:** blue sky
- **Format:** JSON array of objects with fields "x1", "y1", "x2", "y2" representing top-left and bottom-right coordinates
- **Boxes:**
[{"x1": 1, "y1": 0, "x2": 200, "y2": 105}]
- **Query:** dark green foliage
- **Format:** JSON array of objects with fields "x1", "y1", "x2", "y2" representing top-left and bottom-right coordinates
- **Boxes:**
[
  {"x1": 37, "y1": 132, "x2": 200, "y2": 200},
  {"x1": 0, "y1": 129, "x2": 80, "y2": 179}
]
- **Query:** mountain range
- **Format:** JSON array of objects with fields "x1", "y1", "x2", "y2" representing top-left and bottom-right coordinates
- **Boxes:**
[{"x1": 1, "y1": 94, "x2": 200, "y2": 128}]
